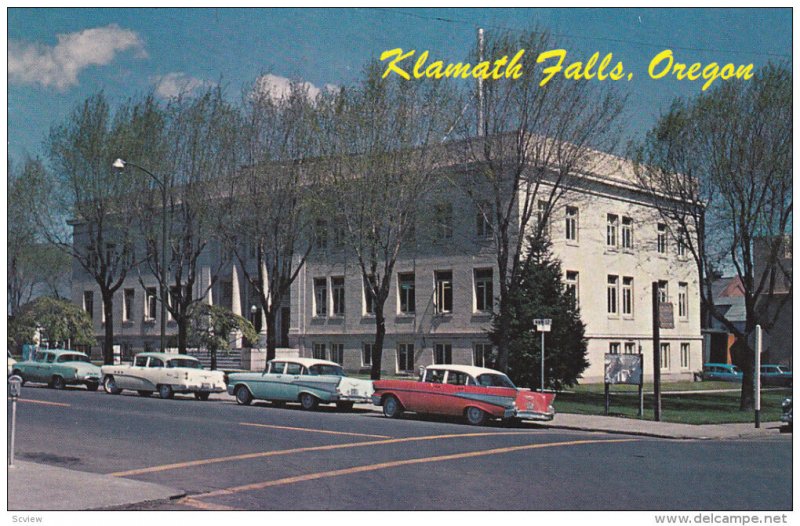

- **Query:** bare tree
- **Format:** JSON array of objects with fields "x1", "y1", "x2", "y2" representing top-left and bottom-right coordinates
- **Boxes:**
[
  {"x1": 632, "y1": 64, "x2": 792, "y2": 409},
  {"x1": 43, "y1": 93, "x2": 163, "y2": 363},
  {"x1": 315, "y1": 64, "x2": 456, "y2": 379},
  {"x1": 221, "y1": 78, "x2": 318, "y2": 361},
  {"x1": 131, "y1": 86, "x2": 240, "y2": 353},
  {"x1": 455, "y1": 29, "x2": 625, "y2": 372}
]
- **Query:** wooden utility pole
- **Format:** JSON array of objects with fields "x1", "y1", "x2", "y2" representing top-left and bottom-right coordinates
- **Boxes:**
[{"x1": 652, "y1": 282, "x2": 662, "y2": 421}]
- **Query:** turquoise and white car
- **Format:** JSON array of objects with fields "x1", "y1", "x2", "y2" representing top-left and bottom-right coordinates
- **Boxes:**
[
  {"x1": 101, "y1": 352, "x2": 226, "y2": 400},
  {"x1": 227, "y1": 358, "x2": 374, "y2": 410},
  {"x1": 11, "y1": 349, "x2": 101, "y2": 391}
]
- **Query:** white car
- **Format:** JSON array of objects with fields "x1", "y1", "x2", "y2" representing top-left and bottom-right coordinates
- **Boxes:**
[{"x1": 101, "y1": 352, "x2": 226, "y2": 400}]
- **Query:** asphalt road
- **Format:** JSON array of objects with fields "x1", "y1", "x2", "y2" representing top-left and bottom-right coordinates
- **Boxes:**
[{"x1": 8, "y1": 384, "x2": 792, "y2": 511}]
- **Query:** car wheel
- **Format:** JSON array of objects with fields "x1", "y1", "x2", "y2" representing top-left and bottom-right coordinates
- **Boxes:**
[
  {"x1": 51, "y1": 376, "x2": 66, "y2": 390},
  {"x1": 158, "y1": 385, "x2": 174, "y2": 400},
  {"x1": 235, "y1": 385, "x2": 253, "y2": 406},
  {"x1": 12, "y1": 371, "x2": 25, "y2": 385},
  {"x1": 336, "y1": 401, "x2": 355, "y2": 411},
  {"x1": 466, "y1": 406, "x2": 488, "y2": 426},
  {"x1": 103, "y1": 376, "x2": 122, "y2": 395},
  {"x1": 195, "y1": 392, "x2": 210, "y2": 401},
  {"x1": 137, "y1": 390, "x2": 153, "y2": 397},
  {"x1": 85, "y1": 382, "x2": 99, "y2": 392},
  {"x1": 300, "y1": 393, "x2": 319, "y2": 410},
  {"x1": 383, "y1": 395, "x2": 403, "y2": 418}
]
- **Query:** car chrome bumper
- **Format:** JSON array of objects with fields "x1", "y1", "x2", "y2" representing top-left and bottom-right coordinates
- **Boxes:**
[
  {"x1": 506, "y1": 408, "x2": 556, "y2": 421},
  {"x1": 336, "y1": 394, "x2": 373, "y2": 403},
  {"x1": 173, "y1": 385, "x2": 226, "y2": 394}
]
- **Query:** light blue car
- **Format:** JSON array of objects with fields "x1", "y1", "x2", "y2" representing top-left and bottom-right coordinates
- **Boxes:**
[
  {"x1": 11, "y1": 349, "x2": 101, "y2": 390},
  {"x1": 702, "y1": 363, "x2": 743, "y2": 382},
  {"x1": 227, "y1": 358, "x2": 374, "y2": 411}
]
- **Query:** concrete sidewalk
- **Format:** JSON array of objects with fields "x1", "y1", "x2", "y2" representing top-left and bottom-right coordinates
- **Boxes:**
[{"x1": 7, "y1": 460, "x2": 184, "y2": 511}]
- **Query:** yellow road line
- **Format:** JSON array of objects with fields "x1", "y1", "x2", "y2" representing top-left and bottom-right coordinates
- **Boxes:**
[
  {"x1": 177, "y1": 497, "x2": 241, "y2": 511},
  {"x1": 15, "y1": 399, "x2": 70, "y2": 407},
  {"x1": 197, "y1": 438, "x2": 638, "y2": 499},
  {"x1": 240, "y1": 422, "x2": 391, "y2": 439},
  {"x1": 110, "y1": 431, "x2": 542, "y2": 477}
]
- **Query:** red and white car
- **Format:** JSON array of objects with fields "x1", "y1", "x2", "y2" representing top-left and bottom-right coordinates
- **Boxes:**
[{"x1": 372, "y1": 364, "x2": 555, "y2": 426}]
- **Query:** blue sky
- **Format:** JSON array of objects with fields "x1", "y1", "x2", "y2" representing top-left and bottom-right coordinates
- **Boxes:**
[{"x1": 7, "y1": 7, "x2": 792, "y2": 162}]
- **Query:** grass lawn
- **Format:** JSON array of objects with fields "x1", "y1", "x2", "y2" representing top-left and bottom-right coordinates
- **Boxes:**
[
  {"x1": 569, "y1": 380, "x2": 744, "y2": 393},
  {"x1": 556, "y1": 387, "x2": 792, "y2": 424}
]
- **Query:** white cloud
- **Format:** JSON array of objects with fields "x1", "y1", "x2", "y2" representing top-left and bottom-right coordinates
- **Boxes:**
[
  {"x1": 8, "y1": 24, "x2": 146, "y2": 90},
  {"x1": 151, "y1": 72, "x2": 208, "y2": 99},
  {"x1": 252, "y1": 74, "x2": 337, "y2": 102}
]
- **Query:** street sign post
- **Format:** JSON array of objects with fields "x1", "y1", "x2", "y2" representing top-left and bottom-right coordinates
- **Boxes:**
[
  {"x1": 755, "y1": 325, "x2": 762, "y2": 428},
  {"x1": 8, "y1": 375, "x2": 22, "y2": 468},
  {"x1": 534, "y1": 319, "x2": 552, "y2": 392}
]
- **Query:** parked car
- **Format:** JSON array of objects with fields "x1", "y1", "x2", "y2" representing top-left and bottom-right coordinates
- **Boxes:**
[
  {"x1": 101, "y1": 352, "x2": 226, "y2": 400},
  {"x1": 10, "y1": 349, "x2": 101, "y2": 390},
  {"x1": 760, "y1": 364, "x2": 792, "y2": 387},
  {"x1": 372, "y1": 364, "x2": 555, "y2": 426},
  {"x1": 227, "y1": 358, "x2": 374, "y2": 410},
  {"x1": 8, "y1": 351, "x2": 16, "y2": 376},
  {"x1": 702, "y1": 363, "x2": 743, "y2": 382},
  {"x1": 781, "y1": 398, "x2": 792, "y2": 428}
]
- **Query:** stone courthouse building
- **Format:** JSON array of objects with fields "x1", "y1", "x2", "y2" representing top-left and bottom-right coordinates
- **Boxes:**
[{"x1": 72, "y1": 145, "x2": 702, "y2": 383}]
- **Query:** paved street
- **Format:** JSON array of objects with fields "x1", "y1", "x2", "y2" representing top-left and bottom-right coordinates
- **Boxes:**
[{"x1": 8, "y1": 384, "x2": 792, "y2": 511}]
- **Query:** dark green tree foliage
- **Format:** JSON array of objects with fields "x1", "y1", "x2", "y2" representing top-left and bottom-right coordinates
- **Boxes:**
[
  {"x1": 9, "y1": 297, "x2": 95, "y2": 350},
  {"x1": 187, "y1": 304, "x2": 258, "y2": 370},
  {"x1": 490, "y1": 238, "x2": 588, "y2": 390}
]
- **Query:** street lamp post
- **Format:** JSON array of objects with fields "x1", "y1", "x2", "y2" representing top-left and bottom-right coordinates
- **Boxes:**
[{"x1": 113, "y1": 159, "x2": 168, "y2": 352}]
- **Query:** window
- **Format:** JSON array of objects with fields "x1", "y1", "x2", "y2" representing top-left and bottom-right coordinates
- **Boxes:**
[
  {"x1": 565, "y1": 206, "x2": 578, "y2": 242},
  {"x1": 476, "y1": 201, "x2": 492, "y2": 238},
  {"x1": 313, "y1": 343, "x2": 327, "y2": 360},
  {"x1": 607, "y1": 275, "x2": 619, "y2": 315},
  {"x1": 678, "y1": 282, "x2": 688, "y2": 320},
  {"x1": 434, "y1": 343, "x2": 452, "y2": 365},
  {"x1": 606, "y1": 214, "x2": 618, "y2": 248},
  {"x1": 315, "y1": 219, "x2": 328, "y2": 249},
  {"x1": 105, "y1": 243, "x2": 116, "y2": 264},
  {"x1": 313, "y1": 278, "x2": 327, "y2": 317},
  {"x1": 362, "y1": 343, "x2": 373, "y2": 366},
  {"x1": 145, "y1": 288, "x2": 157, "y2": 320},
  {"x1": 332, "y1": 218, "x2": 345, "y2": 248},
  {"x1": 677, "y1": 233, "x2": 687, "y2": 257},
  {"x1": 435, "y1": 271, "x2": 453, "y2": 314},
  {"x1": 624, "y1": 342, "x2": 637, "y2": 354},
  {"x1": 363, "y1": 277, "x2": 375, "y2": 315},
  {"x1": 397, "y1": 343, "x2": 415, "y2": 372},
  {"x1": 123, "y1": 289, "x2": 134, "y2": 322},
  {"x1": 134, "y1": 355, "x2": 149, "y2": 367},
  {"x1": 268, "y1": 362, "x2": 286, "y2": 374},
  {"x1": 474, "y1": 343, "x2": 493, "y2": 368},
  {"x1": 622, "y1": 277, "x2": 634, "y2": 317},
  {"x1": 168, "y1": 286, "x2": 181, "y2": 321},
  {"x1": 331, "y1": 277, "x2": 345, "y2": 316},
  {"x1": 447, "y1": 371, "x2": 470, "y2": 386},
  {"x1": 609, "y1": 342, "x2": 620, "y2": 354},
  {"x1": 330, "y1": 343, "x2": 344, "y2": 365},
  {"x1": 398, "y1": 273, "x2": 415, "y2": 314},
  {"x1": 537, "y1": 200, "x2": 550, "y2": 236},
  {"x1": 474, "y1": 269, "x2": 493, "y2": 313},
  {"x1": 565, "y1": 271, "x2": 579, "y2": 304},
  {"x1": 680, "y1": 343, "x2": 690, "y2": 369},
  {"x1": 286, "y1": 363, "x2": 302, "y2": 375},
  {"x1": 434, "y1": 202, "x2": 453, "y2": 239},
  {"x1": 660, "y1": 343, "x2": 670, "y2": 370},
  {"x1": 658, "y1": 281, "x2": 669, "y2": 304},
  {"x1": 657, "y1": 224, "x2": 667, "y2": 254},
  {"x1": 148, "y1": 357, "x2": 164, "y2": 368},
  {"x1": 621, "y1": 217, "x2": 633, "y2": 249},
  {"x1": 83, "y1": 291, "x2": 94, "y2": 320}
]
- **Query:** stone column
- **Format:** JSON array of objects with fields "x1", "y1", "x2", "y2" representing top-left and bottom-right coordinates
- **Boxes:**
[{"x1": 231, "y1": 264, "x2": 242, "y2": 348}]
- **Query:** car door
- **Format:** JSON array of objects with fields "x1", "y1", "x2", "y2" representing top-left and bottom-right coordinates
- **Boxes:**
[
  {"x1": 283, "y1": 362, "x2": 304, "y2": 400},
  {"x1": 436, "y1": 371, "x2": 468, "y2": 415},
  {"x1": 120, "y1": 355, "x2": 150, "y2": 390},
  {"x1": 263, "y1": 361, "x2": 287, "y2": 400},
  {"x1": 146, "y1": 357, "x2": 166, "y2": 389},
  {"x1": 30, "y1": 352, "x2": 51, "y2": 382},
  {"x1": 416, "y1": 368, "x2": 447, "y2": 413}
]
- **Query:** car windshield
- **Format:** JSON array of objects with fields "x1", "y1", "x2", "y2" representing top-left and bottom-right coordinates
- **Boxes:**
[
  {"x1": 167, "y1": 359, "x2": 203, "y2": 369},
  {"x1": 475, "y1": 373, "x2": 516, "y2": 388},
  {"x1": 56, "y1": 354, "x2": 90, "y2": 363},
  {"x1": 308, "y1": 364, "x2": 345, "y2": 376}
]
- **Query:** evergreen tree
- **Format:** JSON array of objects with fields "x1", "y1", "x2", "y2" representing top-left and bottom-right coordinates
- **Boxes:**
[{"x1": 489, "y1": 237, "x2": 588, "y2": 390}]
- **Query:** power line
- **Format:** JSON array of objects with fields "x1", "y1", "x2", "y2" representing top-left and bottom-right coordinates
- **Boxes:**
[{"x1": 373, "y1": 8, "x2": 791, "y2": 60}]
